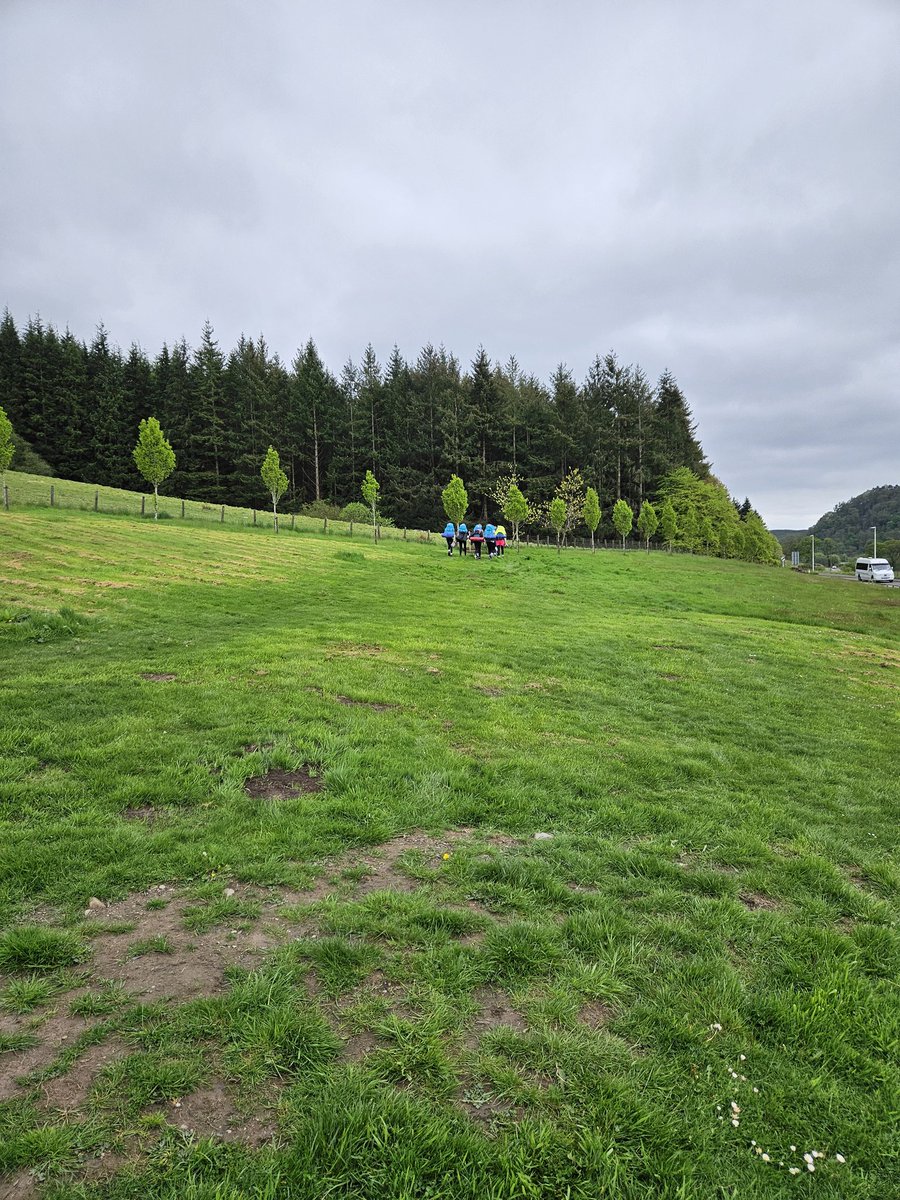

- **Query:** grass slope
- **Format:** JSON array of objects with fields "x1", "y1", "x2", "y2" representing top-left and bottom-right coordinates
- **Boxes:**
[{"x1": 0, "y1": 508, "x2": 898, "y2": 1198}]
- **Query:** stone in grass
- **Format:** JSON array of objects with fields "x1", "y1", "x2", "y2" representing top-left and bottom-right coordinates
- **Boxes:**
[
  {"x1": 84, "y1": 897, "x2": 107, "y2": 916},
  {"x1": 534, "y1": 832, "x2": 554, "y2": 841}
]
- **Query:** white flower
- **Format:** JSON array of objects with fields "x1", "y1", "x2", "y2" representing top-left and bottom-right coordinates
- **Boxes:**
[
  {"x1": 790, "y1": 1145, "x2": 797, "y2": 1152},
  {"x1": 731, "y1": 1102, "x2": 741, "y2": 1113},
  {"x1": 762, "y1": 1153, "x2": 771, "y2": 1163},
  {"x1": 739, "y1": 1054, "x2": 746, "y2": 1061},
  {"x1": 803, "y1": 1154, "x2": 813, "y2": 1164},
  {"x1": 807, "y1": 1163, "x2": 815, "y2": 1173},
  {"x1": 835, "y1": 1154, "x2": 846, "y2": 1164},
  {"x1": 732, "y1": 1118, "x2": 740, "y2": 1127},
  {"x1": 789, "y1": 1167, "x2": 800, "y2": 1175},
  {"x1": 752, "y1": 1087, "x2": 759, "y2": 1094}
]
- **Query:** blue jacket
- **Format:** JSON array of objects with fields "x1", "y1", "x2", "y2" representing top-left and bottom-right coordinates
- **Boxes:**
[
  {"x1": 442, "y1": 523, "x2": 455, "y2": 538},
  {"x1": 458, "y1": 523, "x2": 468, "y2": 533},
  {"x1": 484, "y1": 524, "x2": 496, "y2": 539}
]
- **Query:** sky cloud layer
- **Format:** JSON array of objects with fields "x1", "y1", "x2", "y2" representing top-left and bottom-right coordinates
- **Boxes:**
[{"x1": 2, "y1": 0, "x2": 897, "y2": 526}]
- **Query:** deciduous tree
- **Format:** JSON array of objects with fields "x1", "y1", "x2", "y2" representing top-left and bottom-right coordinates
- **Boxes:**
[
  {"x1": 584, "y1": 487, "x2": 600, "y2": 551},
  {"x1": 361, "y1": 468, "x2": 380, "y2": 541},
  {"x1": 549, "y1": 496, "x2": 566, "y2": 555},
  {"x1": 133, "y1": 417, "x2": 176, "y2": 519},
  {"x1": 637, "y1": 500, "x2": 658, "y2": 550},
  {"x1": 0, "y1": 405, "x2": 14, "y2": 489},
  {"x1": 613, "y1": 498, "x2": 633, "y2": 549},
  {"x1": 658, "y1": 499, "x2": 677, "y2": 551},
  {"x1": 441, "y1": 473, "x2": 468, "y2": 529},
  {"x1": 261, "y1": 445, "x2": 288, "y2": 533}
]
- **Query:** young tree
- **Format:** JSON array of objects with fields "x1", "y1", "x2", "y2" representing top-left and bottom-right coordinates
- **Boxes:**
[
  {"x1": 361, "y1": 468, "x2": 380, "y2": 541},
  {"x1": 637, "y1": 500, "x2": 658, "y2": 550},
  {"x1": 612, "y1": 498, "x2": 633, "y2": 549},
  {"x1": 132, "y1": 416, "x2": 175, "y2": 519},
  {"x1": 583, "y1": 486, "x2": 601, "y2": 551},
  {"x1": 441, "y1": 473, "x2": 468, "y2": 530},
  {"x1": 554, "y1": 468, "x2": 586, "y2": 546},
  {"x1": 549, "y1": 496, "x2": 566, "y2": 555},
  {"x1": 679, "y1": 504, "x2": 699, "y2": 552},
  {"x1": 504, "y1": 482, "x2": 529, "y2": 549},
  {"x1": 658, "y1": 499, "x2": 677, "y2": 551},
  {"x1": 261, "y1": 445, "x2": 288, "y2": 533},
  {"x1": 0, "y1": 405, "x2": 14, "y2": 490}
]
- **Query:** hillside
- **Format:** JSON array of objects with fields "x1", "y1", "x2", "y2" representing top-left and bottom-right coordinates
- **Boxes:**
[
  {"x1": 811, "y1": 484, "x2": 900, "y2": 553},
  {"x1": 1, "y1": 507, "x2": 898, "y2": 1197}
]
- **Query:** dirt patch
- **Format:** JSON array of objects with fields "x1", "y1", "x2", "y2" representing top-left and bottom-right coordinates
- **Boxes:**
[
  {"x1": 140, "y1": 672, "x2": 177, "y2": 682},
  {"x1": 342, "y1": 1029, "x2": 381, "y2": 1062},
  {"x1": 241, "y1": 742, "x2": 276, "y2": 753},
  {"x1": 0, "y1": 1170, "x2": 37, "y2": 1199},
  {"x1": 41, "y1": 1036, "x2": 129, "y2": 1110},
  {"x1": 739, "y1": 892, "x2": 779, "y2": 911},
  {"x1": 464, "y1": 988, "x2": 527, "y2": 1050},
  {"x1": 659, "y1": 673, "x2": 683, "y2": 682},
  {"x1": 243, "y1": 765, "x2": 323, "y2": 800},
  {"x1": 164, "y1": 1078, "x2": 279, "y2": 1147},
  {"x1": 334, "y1": 695, "x2": 397, "y2": 712},
  {"x1": 456, "y1": 1078, "x2": 523, "y2": 1132},
  {"x1": 326, "y1": 642, "x2": 385, "y2": 658},
  {"x1": 121, "y1": 806, "x2": 160, "y2": 822},
  {"x1": 578, "y1": 1001, "x2": 614, "y2": 1029},
  {"x1": 0, "y1": 1008, "x2": 95, "y2": 1101},
  {"x1": 476, "y1": 687, "x2": 504, "y2": 697}
]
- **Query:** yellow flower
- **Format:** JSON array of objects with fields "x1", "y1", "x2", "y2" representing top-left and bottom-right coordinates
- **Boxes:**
[{"x1": 442, "y1": 852, "x2": 451, "y2": 860}]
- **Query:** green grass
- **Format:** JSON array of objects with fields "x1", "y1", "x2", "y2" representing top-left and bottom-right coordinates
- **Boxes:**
[{"x1": 0, "y1": 505, "x2": 898, "y2": 1197}]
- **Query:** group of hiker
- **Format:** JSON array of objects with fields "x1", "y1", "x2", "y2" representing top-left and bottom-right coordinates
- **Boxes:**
[{"x1": 441, "y1": 522, "x2": 507, "y2": 559}]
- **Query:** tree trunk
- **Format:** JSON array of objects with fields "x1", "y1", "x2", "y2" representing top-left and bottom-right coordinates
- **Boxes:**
[
  {"x1": 153, "y1": 484, "x2": 159, "y2": 520},
  {"x1": 591, "y1": 529, "x2": 595, "y2": 552},
  {"x1": 273, "y1": 500, "x2": 279, "y2": 533}
]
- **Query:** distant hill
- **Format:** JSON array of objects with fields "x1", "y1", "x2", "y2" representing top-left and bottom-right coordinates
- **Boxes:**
[{"x1": 811, "y1": 485, "x2": 900, "y2": 554}]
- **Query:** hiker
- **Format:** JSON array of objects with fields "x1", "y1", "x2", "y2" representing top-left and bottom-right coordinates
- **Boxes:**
[
  {"x1": 495, "y1": 524, "x2": 507, "y2": 556},
  {"x1": 456, "y1": 522, "x2": 469, "y2": 556},
  {"x1": 484, "y1": 522, "x2": 497, "y2": 557},
  {"x1": 470, "y1": 524, "x2": 485, "y2": 559},
  {"x1": 442, "y1": 521, "x2": 455, "y2": 555}
]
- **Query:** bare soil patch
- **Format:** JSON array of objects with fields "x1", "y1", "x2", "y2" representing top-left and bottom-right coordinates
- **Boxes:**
[
  {"x1": 578, "y1": 1001, "x2": 614, "y2": 1029},
  {"x1": 335, "y1": 695, "x2": 397, "y2": 711},
  {"x1": 164, "y1": 1078, "x2": 279, "y2": 1147},
  {"x1": 464, "y1": 987, "x2": 527, "y2": 1050},
  {"x1": 243, "y1": 765, "x2": 323, "y2": 800},
  {"x1": 739, "y1": 891, "x2": 779, "y2": 911},
  {"x1": 140, "y1": 672, "x2": 177, "y2": 682},
  {"x1": 121, "y1": 806, "x2": 159, "y2": 822},
  {"x1": 40, "y1": 1036, "x2": 128, "y2": 1110},
  {"x1": 326, "y1": 642, "x2": 385, "y2": 658}
]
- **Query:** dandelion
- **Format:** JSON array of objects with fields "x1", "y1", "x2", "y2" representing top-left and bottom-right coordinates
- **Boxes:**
[
  {"x1": 803, "y1": 1154, "x2": 813, "y2": 1165},
  {"x1": 441, "y1": 852, "x2": 451, "y2": 860}
]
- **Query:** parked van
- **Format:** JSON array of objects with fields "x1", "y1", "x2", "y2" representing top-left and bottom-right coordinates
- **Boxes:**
[{"x1": 855, "y1": 557, "x2": 895, "y2": 582}]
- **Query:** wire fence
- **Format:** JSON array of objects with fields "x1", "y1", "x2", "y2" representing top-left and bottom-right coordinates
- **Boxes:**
[{"x1": 2, "y1": 472, "x2": 667, "y2": 553}]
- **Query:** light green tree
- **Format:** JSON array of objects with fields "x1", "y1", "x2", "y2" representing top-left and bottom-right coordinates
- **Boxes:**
[
  {"x1": 583, "y1": 487, "x2": 601, "y2": 552},
  {"x1": 441, "y1": 474, "x2": 468, "y2": 530},
  {"x1": 504, "y1": 483, "x2": 529, "y2": 549},
  {"x1": 492, "y1": 473, "x2": 531, "y2": 549},
  {"x1": 612, "y1": 498, "x2": 633, "y2": 549},
  {"x1": 0, "y1": 406, "x2": 14, "y2": 491},
  {"x1": 555, "y1": 468, "x2": 586, "y2": 546},
  {"x1": 699, "y1": 514, "x2": 716, "y2": 554},
  {"x1": 549, "y1": 496, "x2": 566, "y2": 555},
  {"x1": 260, "y1": 445, "x2": 288, "y2": 533},
  {"x1": 679, "y1": 504, "x2": 699, "y2": 552},
  {"x1": 361, "y1": 468, "x2": 380, "y2": 541},
  {"x1": 132, "y1": 416, "x2": 175, "y2": 520},
  {"x1": 658, "y1": 499, "x2": 677, "y2": 552},
  {"x1": 637, "y1": 500, "x2": 658, "y2": 551}
]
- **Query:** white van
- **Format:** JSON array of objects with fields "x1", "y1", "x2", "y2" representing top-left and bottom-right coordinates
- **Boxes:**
[{"x1": 855, "y1": 557, "x2": 895, "y2": 582}]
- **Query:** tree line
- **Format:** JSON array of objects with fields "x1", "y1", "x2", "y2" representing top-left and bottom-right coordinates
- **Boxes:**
[{"x1": 0, "y1": 309, "x2": 781, "y2": 561}]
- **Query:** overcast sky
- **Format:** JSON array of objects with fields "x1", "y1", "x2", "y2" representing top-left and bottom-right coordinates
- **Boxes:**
[{"x1": 2, "y1": 0, "x2": 897, "y2": 527}]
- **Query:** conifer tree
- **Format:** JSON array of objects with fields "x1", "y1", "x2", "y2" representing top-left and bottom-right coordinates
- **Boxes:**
[
  {"x1": 613, "y1": 499, "x2": 633, "y2": 549},
  {"x1": 133, "y1": 417, "x2": 175, "y2": 519},
  {"x1": 584, "y1": 487, "x2": 601, "y2": 551},
  {"x1": 260, "y1": 445, "x2": 288, "y2": 533}
]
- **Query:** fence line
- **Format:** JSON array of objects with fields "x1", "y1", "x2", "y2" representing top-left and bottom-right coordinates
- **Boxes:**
[{"x1": 3, "y1": 478, "x2": 687, "y2": 553}]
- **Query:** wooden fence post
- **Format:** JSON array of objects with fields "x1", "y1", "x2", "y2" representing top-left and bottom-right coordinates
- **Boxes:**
[
  {"x1": 291, "y1": 513, "x2": 295, "y2": 531},
  {"x1": 252, "y1": 510, "x2": 256, "y2": 526},
  {"x1": 50, "y1": 485, "x2": 55, "y2": 507},
  {"x1": 141, "y1": 495, "x2": 145, "y2": 516},
  {"x1": 221, "y1": 505, "x2": 225, "y2": 523},
  {"x1": 323, "y1": 517, "x2": 328, "y2": 534},
  {"x1": 181, "y1": 499, "x2": 186, "y2": 519},
  {"x1": 349, "y1": 521, "x2": 353, "y2": 536},
  {"x1": 3, "y1": 485, "x2": 8, "y2": 510},
  {"x1": 94, "y1": 489, "x2": 99, "y2": 512},
  {"x1": 404, "y1": 528, "x2": 408, "y2": 541}
]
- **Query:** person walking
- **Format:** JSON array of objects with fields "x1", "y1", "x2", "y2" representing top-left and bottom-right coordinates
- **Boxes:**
[
  {"x1": 495, "y1": 524, "x2": 507, "y2": 556},
  {"x1": 456, "y1": 522, "x2": 469, "y2": 556},
  {"x1": 484, "y1": 522, "x2": 497, "y2": 558},
  {"x1": 442, "y1": 521, "x2": 456, "y2": 555},
  {"x1": 470, "y1": 524, "x2": 485, "y2": 559}
]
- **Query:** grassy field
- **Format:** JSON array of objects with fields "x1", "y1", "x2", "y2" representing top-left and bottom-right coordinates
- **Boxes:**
[{"x1": 0, "y1": 506, "x2": 898, "y2": 1199}]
